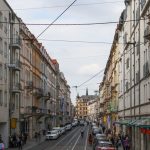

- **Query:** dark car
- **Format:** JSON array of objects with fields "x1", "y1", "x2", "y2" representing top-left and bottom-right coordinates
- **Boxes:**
[
  {"x1": 80, "y1": 120, "x2": 85, "y2": 126},
  {"x1": 92, "y1": 128, "x2": 102, "y2": 136},
  {"x1": 93, "y1": 134, "x2": 108, "y2": 150}
]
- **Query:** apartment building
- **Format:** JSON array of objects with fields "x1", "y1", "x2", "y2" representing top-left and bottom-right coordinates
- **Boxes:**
[
  {"x1": 75, "y1": 89, "x2": 98, "y2": 120},
  {"x1": 99, "y1": 28, "x2": 119, "y2": 131},
  {"x1": 0, "y1": 0, "x2": 11, "y2": 147},
  {"x1": 99, "y1": 0, "x2": 150, "y2": 149},
  {"x1": 87, "y1": 100, "x2": 97, "y2": 122},
  {"x1": 117, "y1": 1, "x2": 150, "y2": 149}
]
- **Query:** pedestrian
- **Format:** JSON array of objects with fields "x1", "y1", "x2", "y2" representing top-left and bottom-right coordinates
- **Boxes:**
[
  {"x1": 115, "y1": 136, "x2": 121, "y2": 150},
  {"x1": 110, "y1": 135, "x2": 115, "y2": 146},
  {"x1": 38, "y1": 131, "x2": 41, "y2": 142},
  {"x1": 124, "y1": 136, "x2": 130, "y2": 150},
  {"x1": 34, "y1": 132, "x2": 38, "y2": 142},
  {"x1": 17, "y1": 135, "x2": 22, "y2": 150},
  {"x1": 102, "y1": 125, "x2": 106, "y2": 133},
  {"x1": 0, "y1": 134, "x2": 4, "y2": 150},
  {"x1": 88, "y1": 133, "x2": 93, "y2": 145},
  {"x1": 23, "y1": 133, "x2": 27, "y2": 144}
]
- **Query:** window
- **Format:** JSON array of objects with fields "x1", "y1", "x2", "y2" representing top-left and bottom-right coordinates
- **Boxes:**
[
  {"x1": 0, "y1": 90, "x2": 3, "y2": 106},
  {"x1": 15, "y1": 94, "x2": 19, "y2": 109},
  {"x1": 4, "y1": 91, "x2": 7, "y2": 107},
  {"x1": 4, "y1": 66, "x2": 7, "y2": 81},
  {"x1": 141, "y1": 0, "x2": 146, "y2": 10},
  {"x1": 126, "y1": 58, "x2": 130, "y2": 69},
  {"x1": 4, "y1": 17, "x2": 7, "y2": 34},
  {"x1": 136, "y1": 7, "x2": 140, "y2": 24},
  {"x1": 4, "y1": 42, "x2": 7, "y2": 58},
  {"x1": 0, "y1": 64, "x2": 3, "y2": 80},
  {"x1": 0, "y1": 38, "x2": 3, "y2": 54},
  {"x1": 0, "y1": 12, "x2": 3, "y2": 29}
]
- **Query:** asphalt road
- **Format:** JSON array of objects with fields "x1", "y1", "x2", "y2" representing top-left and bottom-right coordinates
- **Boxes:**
[{"x1": 28, "y1": 125, "x2": 92, "y2": 150}]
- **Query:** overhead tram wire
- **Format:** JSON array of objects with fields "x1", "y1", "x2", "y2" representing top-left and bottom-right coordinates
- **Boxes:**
[
  {"x1": 37, "y1": 0, "x2": 77, "y2": 38},
  {"x1": 0, "y1": 18, "x2": 146, "y2": 26},
  {"x1": 77, "y1": 69, "x2": 105, "y2": 88},
  {"x1": 73, "y1": 43, "x2": 145, "y2": 88},
  {"x1": 0, "y1": 1, "x2": 123, "y2": 11}
]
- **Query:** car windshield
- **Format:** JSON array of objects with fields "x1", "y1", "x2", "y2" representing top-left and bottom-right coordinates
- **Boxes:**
[
  {"x1": 98, "y1": 142, "x2": 113, "y2": 147},
  {"x1": 50, "y1": 131, "x2": 57, "y2": 134},
  {"x1": 96, "y1": 134, "x2": 106, "y2": 138},
  {"x1": 53, "y1": 127, "x2": 60, "y2": 130}
]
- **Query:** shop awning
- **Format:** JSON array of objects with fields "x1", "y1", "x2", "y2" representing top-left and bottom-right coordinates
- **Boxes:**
[
  {"x1": 133, "y1": 118, "x2": 150, "y2": 129},
  {"x1": 114, "y1": 119, "x2": 131, "y2": 125}
]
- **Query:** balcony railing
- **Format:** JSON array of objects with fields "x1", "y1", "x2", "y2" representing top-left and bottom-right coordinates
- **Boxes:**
[
  {"x1": 25, "y1": 106, "x2": 51, "y2": 116},
  {"x1": 8, "y1": 60, "x2": 21, "y2": 71},
  {"x1": 10, "y1": 34, "x2": 21, "y2": 49},
  {"x1": 12, "y1": 82, "x2": 22, "y2": 92},
  {"x1": 26, "y1": 81, "x2": 33, "y2": 89}
]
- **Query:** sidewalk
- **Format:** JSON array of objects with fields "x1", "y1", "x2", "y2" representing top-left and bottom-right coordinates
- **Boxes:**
[{"x1": 7, "y1": 136, "x2": 46, "y2": 150}]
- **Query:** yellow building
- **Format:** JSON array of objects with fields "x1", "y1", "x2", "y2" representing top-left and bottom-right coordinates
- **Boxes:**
[
  {"x1": 75, "y1": 89, "x2": 98, "y2": 120},
  {"x1": 99, "y1": 27, "x2": 119, "y2": 133},
  {"x1": 76, "y1": 97, "x2": 88, "y2": 119}
]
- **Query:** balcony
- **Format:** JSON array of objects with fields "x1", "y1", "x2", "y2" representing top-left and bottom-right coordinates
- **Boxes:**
[
  {"x1": 33, "y1": 88, "x2": 43, "y2": 99},
  {"x1": 8, "y1": 60, "x2": 21, "y2": 71},
  {"x1": 26, "y1": 81, "x2": 33, "y2": 89},
  {"x1": 33, "y1": 88, "x2": 51, "y2": 100},
  {"x1": 12, "y1": 82, "x2": 22, "y2": 93},
  {"x1": 25, "y1": 106, "x2": 51, "y2": 116},
  {"x1": 10, "y1": 35, "x2": 21, "y2": 50}
]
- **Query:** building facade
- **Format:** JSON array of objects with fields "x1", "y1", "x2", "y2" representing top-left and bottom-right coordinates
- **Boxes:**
[
  {"x1": 0, "y1": 0, "x2": 72, "y2": 147},
  {"x1": 99, "y1": 1, "x2": 150, "y2": 150}
]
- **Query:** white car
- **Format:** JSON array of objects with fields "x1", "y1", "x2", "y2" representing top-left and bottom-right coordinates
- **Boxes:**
[
  {"x1": 60, "y1": 127, "x2": 66, "y2": 134},
  {"x1": 52, "y1": 127, "x2": 62, "y2": 136},
  {"x1": 65, "y1": 124, "x2": 72, "y2": 131},
  {"x1": 46, "y1": 130, "x2": 59, "y2": 140}
]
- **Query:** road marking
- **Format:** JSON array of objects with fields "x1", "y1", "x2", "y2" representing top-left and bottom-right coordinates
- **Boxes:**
[
  {"x1": 62, "y1": 128, "x2": 81, "y2": 150},
  {"x1": 84, "y1": 126, "x2": 89, "y2": 150},
  {"x1": 49, "y1": 127, "x2": 80, "y2": 150},
  {"x1": 71, "y1": 134, "x2": 81, "y2": 150}
]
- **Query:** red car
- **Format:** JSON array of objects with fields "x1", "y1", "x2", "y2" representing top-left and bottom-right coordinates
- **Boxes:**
[{"x1": 95, "y1": 141, "x2": 116, "y2": 150}]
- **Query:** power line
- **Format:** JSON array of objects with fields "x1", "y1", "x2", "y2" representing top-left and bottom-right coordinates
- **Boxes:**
[
  {"x1": 0, "y1": 18, "x2": 146, "y2": 26},
  {"x1": 37, "y1": 0, "x2": 77, "y2": 38},
  {"x1": 0, "y1": 1, "x2": 122, "y2": 11},
  {"x1": 77, "y1": 69, "x2": 105, "y2": 87}
]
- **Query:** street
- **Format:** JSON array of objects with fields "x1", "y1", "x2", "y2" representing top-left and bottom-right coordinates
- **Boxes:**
[{"x1": 28, "y1": 126, "x2": 91, "y2": 150}]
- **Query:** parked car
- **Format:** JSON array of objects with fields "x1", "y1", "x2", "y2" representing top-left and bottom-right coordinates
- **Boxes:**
[
  {"x1": 52, "y1": 127, "x2": 62, "y2": 136},
  {"x1": 72, "y1": 121, "x2": 78, "y2": 127},
  {"x1": 60, "y1": 127, "x2": 66, "y2": 134},
  {"x1": 79, "y1": 120, "x2": 85, "y2": 126},
  {"x1": 65, "y1": 124, "x2": 72, "y2": 131},
  {"x1": 93, "y1": 134, "x2": 108, "y2": 150},
  {"x1": 92, "y1": 128, "x2": 102, "y2": 136},
  {"x1": 46, "y1": 130, "x2": 59, "y2": 140},
  {"x1": 94, "y1": 141, "x2": 115, "y2": 150}
]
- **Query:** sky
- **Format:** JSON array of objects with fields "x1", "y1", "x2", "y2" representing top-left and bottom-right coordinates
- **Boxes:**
[{"x1": 6, "y1": 0, "x2": 125, "y2": 105}]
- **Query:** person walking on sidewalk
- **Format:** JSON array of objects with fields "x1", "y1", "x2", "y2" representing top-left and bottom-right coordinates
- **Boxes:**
[
  {"x1": 34, "y1": 132, "x2": 38, "y2": 142},
  {"x1": 0, "y1": 134, "x2": 4, "y2": 150},
  {"x1": 17, "y1": 135, "x2": 23, "y2": 150},
  {"x1": 123, "y1": 136, "x2": 130, "y2": 150},
  {"x1": 38, "y1": 131, "x2": 41, "y2": 142}
]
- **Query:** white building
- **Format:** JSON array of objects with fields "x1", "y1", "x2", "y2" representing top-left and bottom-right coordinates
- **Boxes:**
[
  {"x1": 87, "y1": 100, "x2": 97, "y2": 122},
  {"x1": 118, "y1": 1, "x2": 150, "y2": 150},
  {"x1": 0, "y1": 0, "x2": 20, "y2": 148}
]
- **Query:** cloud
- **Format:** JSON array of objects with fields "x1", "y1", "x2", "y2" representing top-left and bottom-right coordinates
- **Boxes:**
[
  {"x1": 6, "y1": 0, "x2": 125, "y2": 103},
  {"x1": 78, "y1": 64, "x2": 100, "y2": 76}
]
